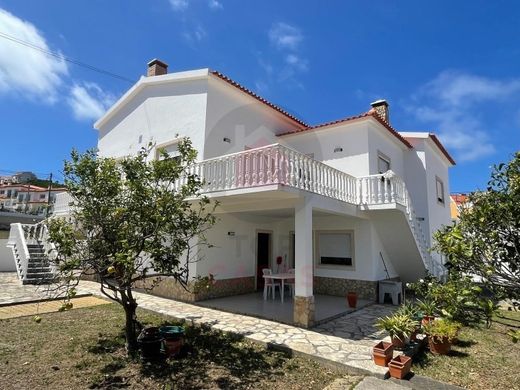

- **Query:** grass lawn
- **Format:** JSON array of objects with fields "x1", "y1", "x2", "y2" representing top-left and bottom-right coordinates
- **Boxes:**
[
  {"x1": 0, "y1": 303, "x2": 347, "y2": 390},
  {"x1": 412, "y1": 310, "x2": 520, "y2": 390}
]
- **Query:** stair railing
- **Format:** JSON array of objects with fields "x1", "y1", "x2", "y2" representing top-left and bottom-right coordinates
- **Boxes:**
[{"x1": 7, "y1": 223, "x2": 31, "y2": 282}]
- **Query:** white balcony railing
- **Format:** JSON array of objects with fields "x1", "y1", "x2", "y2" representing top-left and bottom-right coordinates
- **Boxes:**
[
  {"x1": 178, "y1": 144, "x2": 359, "y2": 204},
  {"x1": 45, "y1": 143, "x2": 441, "y2": 276}
]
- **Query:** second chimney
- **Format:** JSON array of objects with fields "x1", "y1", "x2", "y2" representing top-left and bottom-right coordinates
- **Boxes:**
[
  {"x1": 370, "y1": 99, "x2": 389, "y2": 123},
  {"x1": 147, "y1": 59, "x2": 168, "y2": 77}
]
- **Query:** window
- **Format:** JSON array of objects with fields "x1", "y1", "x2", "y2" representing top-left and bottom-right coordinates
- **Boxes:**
[
  {"x1": 316, "y1": 231, "x2": 354, "y2": 267},
  {"x1": 40, "y1": 194, "x2": 46, "y2": 200},
  {"x1": 0, "y1": 190, "x2": 4, "y2": 195},
  {"x1": 378, "y1": 153, "x2": 391, "y2": 174},
  {"x1": 155, "y1": 140, "x2": 181, "y2": 162},
  {"x1": 436, "y1": 177, "x2": 445, "y2": 204}
]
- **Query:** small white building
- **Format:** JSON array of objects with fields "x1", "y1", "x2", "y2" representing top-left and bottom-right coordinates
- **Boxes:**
[{"x1": 56, "y1": 59, "x2": 455, "y2": 326}]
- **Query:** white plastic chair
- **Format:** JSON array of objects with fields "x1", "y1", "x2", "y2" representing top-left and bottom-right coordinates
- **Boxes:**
[
  {"x1": 285, "y1": 268, "x2": 295, "y2": 297},
  {"x1": 378, "y1": 280, "x2": 403, "y2": 305},
  {"x1": 262, "y1": 268, "x2": 280, "y2": 300}
]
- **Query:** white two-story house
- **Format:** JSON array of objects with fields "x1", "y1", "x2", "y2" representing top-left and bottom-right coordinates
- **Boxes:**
[{"x1": 54, "y1": 59, "x2": 454, "y2": 327}]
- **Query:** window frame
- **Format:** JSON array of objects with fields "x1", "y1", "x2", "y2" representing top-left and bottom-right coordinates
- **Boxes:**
[
  {"x1": 315, "y1": 230, "x2": 355, "y2": 269},
  {"x1": 436, "y1": 176, "x2": 445, "y2": 205},
  {"x1": 377, "y1": 151, "x2": 391, "y2": 174},
  {"x1": 155, "y1": 138, "x2": 183, "y2": 161}
]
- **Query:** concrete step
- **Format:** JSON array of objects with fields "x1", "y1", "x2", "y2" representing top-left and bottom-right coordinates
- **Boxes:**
[
  {"x1": 354, "y1": 377, "x2": 410, "y2": 389},
  {"x1": 26, "y1": 268, "x2": 51, "y2": 273}
]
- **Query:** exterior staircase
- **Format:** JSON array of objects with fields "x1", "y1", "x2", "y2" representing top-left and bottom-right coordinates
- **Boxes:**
[
  {"x1": 24, "y1": 243, "x2": 55, "y2": 285},
  {"x1": 7, "y1": 222, "x2": 57, "y2": 285}
]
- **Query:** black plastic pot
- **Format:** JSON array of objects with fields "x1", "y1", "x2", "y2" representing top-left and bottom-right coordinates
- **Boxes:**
[{"x1": 137, "y1": 327, "x2": 164, "y2": 361}]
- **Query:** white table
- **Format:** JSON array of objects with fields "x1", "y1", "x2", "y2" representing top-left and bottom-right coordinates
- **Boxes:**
[{"x1": 263, "y1": 273, "x2": 295, "y2": 303}]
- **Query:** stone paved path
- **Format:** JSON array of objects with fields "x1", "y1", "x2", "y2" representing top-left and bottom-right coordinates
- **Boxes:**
[
  {"x1": 0, "y1": 272, "x2": 395, "y2": 377},
  {"x1": 76, "y1": 280, "x2": 392, "y2": 377}
]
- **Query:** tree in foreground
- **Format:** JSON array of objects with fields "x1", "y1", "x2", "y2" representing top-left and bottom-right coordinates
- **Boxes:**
[
  {"x1": 47, "y1": 139, "x2": 216, "y2": 355},
  {"x1": 434, "y1": 152, "x2": 520, "y2": 304}
]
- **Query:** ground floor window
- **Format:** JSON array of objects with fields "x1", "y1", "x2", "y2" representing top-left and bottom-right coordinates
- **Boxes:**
[{"x1": 316, "y1": 231, "x2": 354, "y2": 267}]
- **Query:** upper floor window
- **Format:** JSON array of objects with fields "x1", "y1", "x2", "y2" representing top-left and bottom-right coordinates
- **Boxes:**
[
  {"x1": 436, "y1": 177, "x2": 445, "y2": 204},
  {"x1": 378, "y1": 153, "x2": 391, "y2": 174},
  {"x1": 155, "y1": 140, "x2": 181, "y2": 162}
]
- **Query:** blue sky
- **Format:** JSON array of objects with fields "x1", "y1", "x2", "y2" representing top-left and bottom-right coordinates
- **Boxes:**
[{"x1": 0, "y1": 1, "x2": 519, "y2": 192}]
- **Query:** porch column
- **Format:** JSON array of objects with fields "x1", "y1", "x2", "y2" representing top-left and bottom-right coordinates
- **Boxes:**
[{"x1": 293, "y1": 196, "x2": 314, "y2": 328}]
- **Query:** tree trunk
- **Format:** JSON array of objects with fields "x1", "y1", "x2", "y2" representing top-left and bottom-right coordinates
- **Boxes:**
[{"x1": 121, "y1": 288, "x2": 139, "y2": 356}]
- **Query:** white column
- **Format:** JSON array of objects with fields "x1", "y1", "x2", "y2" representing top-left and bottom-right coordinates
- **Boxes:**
[{"x1": 294, "y1": 196, "x2": 313, "y2": 297}]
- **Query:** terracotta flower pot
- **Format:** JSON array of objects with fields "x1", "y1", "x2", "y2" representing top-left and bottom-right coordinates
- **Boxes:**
[
  {"x1": 372, "y1": 341, "x2": 394, "y2": 367},
  {"x1": 428, "y1": 336, "x2": 452, "y2": 355},
  {"x1": 409, "y1": 325, "x2": 421, "y2": 342},
  {"x1": 388, "y1": 355, "x2": 412, "y2": 379},
  {"x1": 421, "y1": 315, "x2": 435, "y2": 326},
  {"x1": 391, "y1": 334, "x2": 406, "y2": 349},
  {"x1": 347, "y1": 292, "x2": 357, "y2": 308}
]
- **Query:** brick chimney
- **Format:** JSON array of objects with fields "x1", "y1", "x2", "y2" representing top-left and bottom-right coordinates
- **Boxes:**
[
  {"x1": 370, "y1": 99, "x2": 389, "y2": 123},
  {"x1": 147, "y1": 59, "x2": 168, "y2": 77}
]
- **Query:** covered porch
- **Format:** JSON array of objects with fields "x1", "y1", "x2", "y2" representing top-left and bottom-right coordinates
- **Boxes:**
[{"x1": 196, "y1": 187, "x2": 396, "y2": 328}]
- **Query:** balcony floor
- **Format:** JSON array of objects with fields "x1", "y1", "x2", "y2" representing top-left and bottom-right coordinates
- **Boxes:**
[{"x1": 196, "y1": 292, "x2": 372, "y2": 326}]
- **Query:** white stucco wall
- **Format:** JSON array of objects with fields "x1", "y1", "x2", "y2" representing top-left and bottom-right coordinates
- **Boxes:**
[
  {"x1": 97, "y1": 78, "x2": 209, "y2": 161},
  {"x1": 366, "y1": 122, "x2": 406, "y2": 178},
  {"x1": 197, "y1": 211, "x2": 397, "y2": 283},
  {"x1": 203, "y1": 77, "x2": 299, "y2": 159},
  {"x1": 424, "y1": 142, "x2": 452, "y2": 244},
  {"x1": 0, "y1": 238, "x2": 16, "y2": 272},
  {"x1": 281, "y1": 121, "x2": 371, "y2": 177}
]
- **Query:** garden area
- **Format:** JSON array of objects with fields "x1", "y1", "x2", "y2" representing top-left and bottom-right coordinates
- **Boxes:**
[
  {"x1": 0, "y1": 304, "x2": 346, "y2": 390},
  {"x1": 372, "y1": 275, "x2": 520, "y2": 389}
]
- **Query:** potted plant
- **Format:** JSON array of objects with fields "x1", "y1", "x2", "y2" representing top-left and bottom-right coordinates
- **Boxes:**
[
  {"x1": 388, "y1": 355, "x2": 412, "y2": 379},
  {"x1": 417, "y1": 298, "x2": 437, "y2": 326},
  {"x1": 372, "y1": 341, "x2": 394, "y2": 366},
  {"x1": 137, "y1": 327, "x2": 164, "y2": 362},
  {"x1": 423, "y1": 318, "x2": 460, "y2": 355},
  {"x1": 159, "y1": 325, "x2": 185, "y2": 357},
  {"x1": 396, "y1": 303, "x2": 422, "y2": 342},
  {"x1": 375, "y1": 313, "x2": 416, "y2": 349},
  {"x1": 347, "y1": 291, "x2": 357, "y2": 308}
]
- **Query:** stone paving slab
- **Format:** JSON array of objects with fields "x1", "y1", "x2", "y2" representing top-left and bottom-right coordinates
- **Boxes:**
[
  {"x1": 76, "y1": 280, "x2": 390, "y2": 378},
  {"x1": 0, "y1": 296, "x2": 110, "y2": 319}
]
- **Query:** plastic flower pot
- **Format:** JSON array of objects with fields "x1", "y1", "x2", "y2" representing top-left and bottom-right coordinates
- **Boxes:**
[
  {"x1": 137, "y1": 327, "x2": 164, "y2": 362},
  {"x1": 388, "y1": 355, "x2": 412, "y2": 379},
  {"x1": 347, "y1": 292, "x2": 357, "y2": 308},
  {"x1": 428, "y1": 335, "x2": 452, "y2": 355},
  {"x1": 159, "y1": 326, "x2": 185, "y2": 357},
  {"x1": 372, "y1": 341, "x2": 394, "y2": 367}
]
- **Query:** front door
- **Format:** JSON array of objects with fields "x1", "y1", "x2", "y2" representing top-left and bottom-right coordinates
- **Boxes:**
[{"x1": 256, "y1": 232, "x2": 271, "y2": 290}]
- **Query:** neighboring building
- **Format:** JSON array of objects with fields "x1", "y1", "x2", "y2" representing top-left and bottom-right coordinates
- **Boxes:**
[
  {"x1": 450, "y1": 193, "x2": 469, "y2": 222},
  {"x1": 0, "y1": 171, "x2": 37, "y2": 185},
  {"x1": 45, "y1": 59, "x2": 456, "y2": 326},
  {"x1": 0, "y1": 184, "x2": 66, "y2": 215}
]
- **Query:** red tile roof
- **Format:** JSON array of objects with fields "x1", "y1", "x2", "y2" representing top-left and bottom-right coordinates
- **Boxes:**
[
  {"x1": 210, "y1": 71, "x2": 308, "y2": 128},
  {"x1": 428, "y1": 133, "x2": 456, "y2": 166},
  {"x1": 451, "y1": 193, "x2": 469, "y2": 205},
  {"x1": 277, "y1": 111, "x2": 413, "y2": 149}
]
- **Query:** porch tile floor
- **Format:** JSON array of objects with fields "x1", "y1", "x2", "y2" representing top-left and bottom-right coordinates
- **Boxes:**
[
  {"x1": 197, "y1": 292, "x2": 373, "y2": 325},
  {"x1": 0, "y1": 272, "x2": 396, "y2": 378}
]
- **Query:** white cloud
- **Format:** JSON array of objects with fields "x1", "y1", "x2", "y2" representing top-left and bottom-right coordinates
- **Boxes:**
[
  {"x1": 0, "y1": 8, "x2": 68, "y2": 102},
  {"x1": 208, "y1": 0, "x2": 223, "y2": 10},
  {"x1": 268, "y1": 22, "x2": 303, "y2": 50},
  {"x1": 182, "y1": 25, "x2": 207, "y2": 43},
  {"x1": 169, "y1": 0, "x2": 189, "y2": 11},
  {"x1": 420, "y1": 71, "x2": 520, "y2": 107},
  {"x1": 67, "y1": 82, "x2": 115, "y2": 121},
  {"x1": 409, "y1": 71, "x2": 520, "y2": 162},
  {"x1": 285, "y1": 54, "x2": 308, "y2": 72}
]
